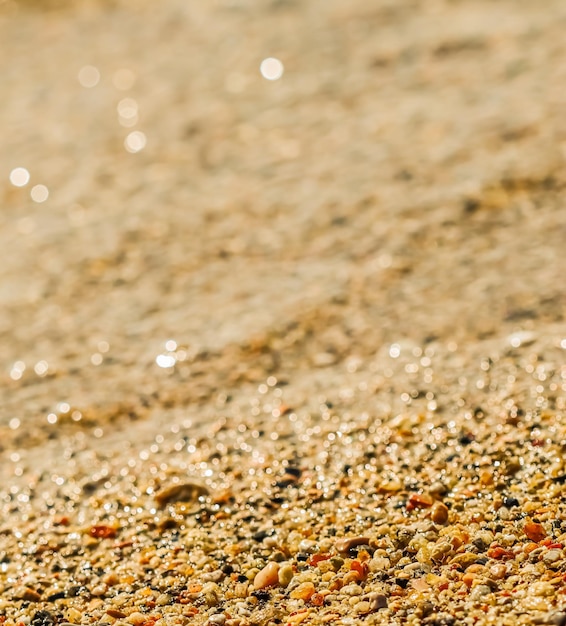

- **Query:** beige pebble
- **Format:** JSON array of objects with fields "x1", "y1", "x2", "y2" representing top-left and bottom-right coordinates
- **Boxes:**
[
  {"x1": 246, "y1": 568, "x2": 259, "y2": 581},
  {"x1": 341, "y1": 583, "x2": 363, "y2": 596},
  {"x1": 470, "y1": 585, "x2": 491, "y2": 600},
  {"x1": 543, "y1": 549, "x2": 562, "y2": 565},
  {"x1": 254, "y1": 562, "x2": 280, "y2": 590},
  {"x1": 102, "y1": 572, "x2": 119, "y2": 586},
  {"x1": 156, "y1": 593, "x2": 171, "y2": 605},
  {"x1": 287, "y1": 611, "x2": 312, "y2": 624},
  {"x1": 202, "y1": 582, "x2": 221, "y2": 606},
  {"x1": 234, "y1": 582, "x2": 248, "y2": 598},
  {"x1": 91, "y1": 583, "x2": 107, "y2": 596},
  {"x1": 278, "y1": 563, "x2": 294, "y2": 587},
  {"x1": 432, "y1": 545, "x2": 452, "y2": 563},
  {"x1": 65, "y1": 609, "x2": 82, "y2": 623},
  {"x1": 489, "y1": 564, "x2": 507, "y2": 580},
  {"x1": 126, "y1": 612, "x2": 147, "y2": 626},
  {"x1": 450, "y1": 553, "x2": 478, "y2": 568},
  {"x1": 355, "y1": 600, "x2": 371, "y2": 614},
  {"x1": 369, "y1": 556, "x2": 390, "y2": 572},
  {"x1": 530, "y1": 582, "x2": 555, "y2": 597}
]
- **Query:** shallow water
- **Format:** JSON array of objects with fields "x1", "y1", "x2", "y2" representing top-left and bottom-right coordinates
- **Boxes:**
[{"x1": 0, "y1": 0, "x2": 565, "y2": 448}]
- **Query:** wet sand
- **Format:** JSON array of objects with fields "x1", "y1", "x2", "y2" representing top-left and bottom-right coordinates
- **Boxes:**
[{"x1": 1, "y1": 1, "x2": 566, "y2": 624}]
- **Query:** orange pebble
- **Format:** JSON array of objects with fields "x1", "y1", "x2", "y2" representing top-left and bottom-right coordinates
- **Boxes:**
[
  {"x1": 462, "y1": 573, "x2": 475, "y2": 587},
  {"x1": 408, "y1": 493, "x2": 434, "y2": 509},
  {"x1": 523, "y1": 520, "x2": 546, "y2": 543},
  {"x1": 290, "y1": 582, "x2": 316, "y2": 601}
]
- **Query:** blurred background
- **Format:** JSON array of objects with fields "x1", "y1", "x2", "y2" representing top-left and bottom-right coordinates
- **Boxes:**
[{"x1": 0, "y1": 0, "x2": 565, "y2": 449}]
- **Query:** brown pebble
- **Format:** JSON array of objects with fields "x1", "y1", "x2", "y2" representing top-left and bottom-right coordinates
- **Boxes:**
[
  {"x1": 15, "y1": 587, "x2": 42, "y2": 602},
  {"x1": 335, "y1": 537, "x2": 370, "y2": 553},
  {"x1": 253, "y1": 562, "x2": 280, "y2": 590},
  {"x1": 366, "y1": 591, "x2": 388, "y2": 610},
  {"x1": 431, "y1": 501, "x2": 449, "y2": 524},
  {"x1": 106, "y1": 609, "x2": 127, "y2": 619},
  {"x1": 154, "y1": 481, "x2": 209, "y2": 507}
]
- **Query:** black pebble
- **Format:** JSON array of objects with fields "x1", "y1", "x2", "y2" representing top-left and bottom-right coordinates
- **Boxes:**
[
  {"x1": 252, "y1": 529, "x2": 273, "y2": 542},
  {"x1": 31, "y1": 611, "x2": 55, "y2": 626}
]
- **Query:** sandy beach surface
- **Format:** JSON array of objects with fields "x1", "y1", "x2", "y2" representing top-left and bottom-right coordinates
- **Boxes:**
[{"x1": 1, "y1": 0, "x2": 566, "y2": 624}]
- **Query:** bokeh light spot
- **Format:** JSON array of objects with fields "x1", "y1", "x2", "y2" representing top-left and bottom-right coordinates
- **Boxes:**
[
  {"x1": 125, "y1": 130, "x2": 147, "y2": 153},
  {"x1": 10, "y1": 167, "x2": 30, "y2": 187},
  {"x1": 31, "y1": 184, "x2": 49, "y2": 203},
  {"x1": 78, "y1": 65, "x2": 100, "y2": 88},
  {"x1": 156, "y1": 354, "x2": 176, "y2": 368},
  {"x1": 260, "y1": 57, "x2": 284, "y2": 81}
]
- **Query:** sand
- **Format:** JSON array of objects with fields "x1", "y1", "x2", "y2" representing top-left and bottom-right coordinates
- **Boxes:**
[{"x1": 0, "y1": 0, "x2": 565, "y2": 624}]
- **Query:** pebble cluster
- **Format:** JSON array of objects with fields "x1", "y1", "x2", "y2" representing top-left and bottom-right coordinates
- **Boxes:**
[{"x1": 1, "y1": 329, "x2": 566, "y2": 626}]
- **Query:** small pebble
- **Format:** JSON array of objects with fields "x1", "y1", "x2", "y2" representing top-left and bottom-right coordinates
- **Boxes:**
[
  {"x1": 366, "y1": 592, "x2": 388, "y2": 610},
  {"x1": 254, "y1": 562, "x2": 280, "y2": 590},
  {"x1": 408, "y1": 493, "x2": 434, "y2": 508},
  {"x1": 15, "y1": 587, "x2": 42, "y2": 602},
  {"x1": 431, "y1": 501, "x2": 449, "y2": 525},
  {"x1": 290, "y1": 582, "x2": 316, "y2": 600},
  {"x1": 429, "y1": 482, "x2": 448, "y2": 496},
  {"x1": 343, "y1": 571, "x2": 361, "y2": 584},
  {"x1": 543, "y1": 549, "x2": 562, "y2": 565},
  {"x1": 330, "y1": 556, "x2": 344, "y2": 571},
  {"x1": 156, "y1": 593, "x2": 171, "y2": 606},
  {"x1": 298, "y1": 539, "x2": 317, "y2": 553},
  {"x1": 524, "y1": 521, "x2": 547, "y2": 542},
  {"x1": 154, "y1": 481, "x2": 209, "y2": 507},
  {"x1": 489, "y1": 564, "x2": 507, "y2": 580},
  {"x1": 355, "y1": 600, "x2": 371, "y2": 614},
  {"x1": 335, "y1": 537, "x2": 370, "y2": 553},
  {"x1": 470, "y1": 585, "x2": 491, "y2": 600},
  {"x1": 278, "y1": 563, "x2": 294, "y2": 587},
  {"x1": 341, "y1": 583, "x2": 363, "y2": 596},
  {"x1": 369, "y1": 557, "x2": 390, "y2": 572},
  {"x1": 450, "y1": 553, "x2": 478, "y2": 568},
  {"x1": 203, "y1": 569, "x2": 225, "y2": 583},
  {"x1": 202, "y1": 582, "x2": 222, "y2": 607},
  {"x1": 530, "y1": 582, "x2": 555, "y2": 597}
]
